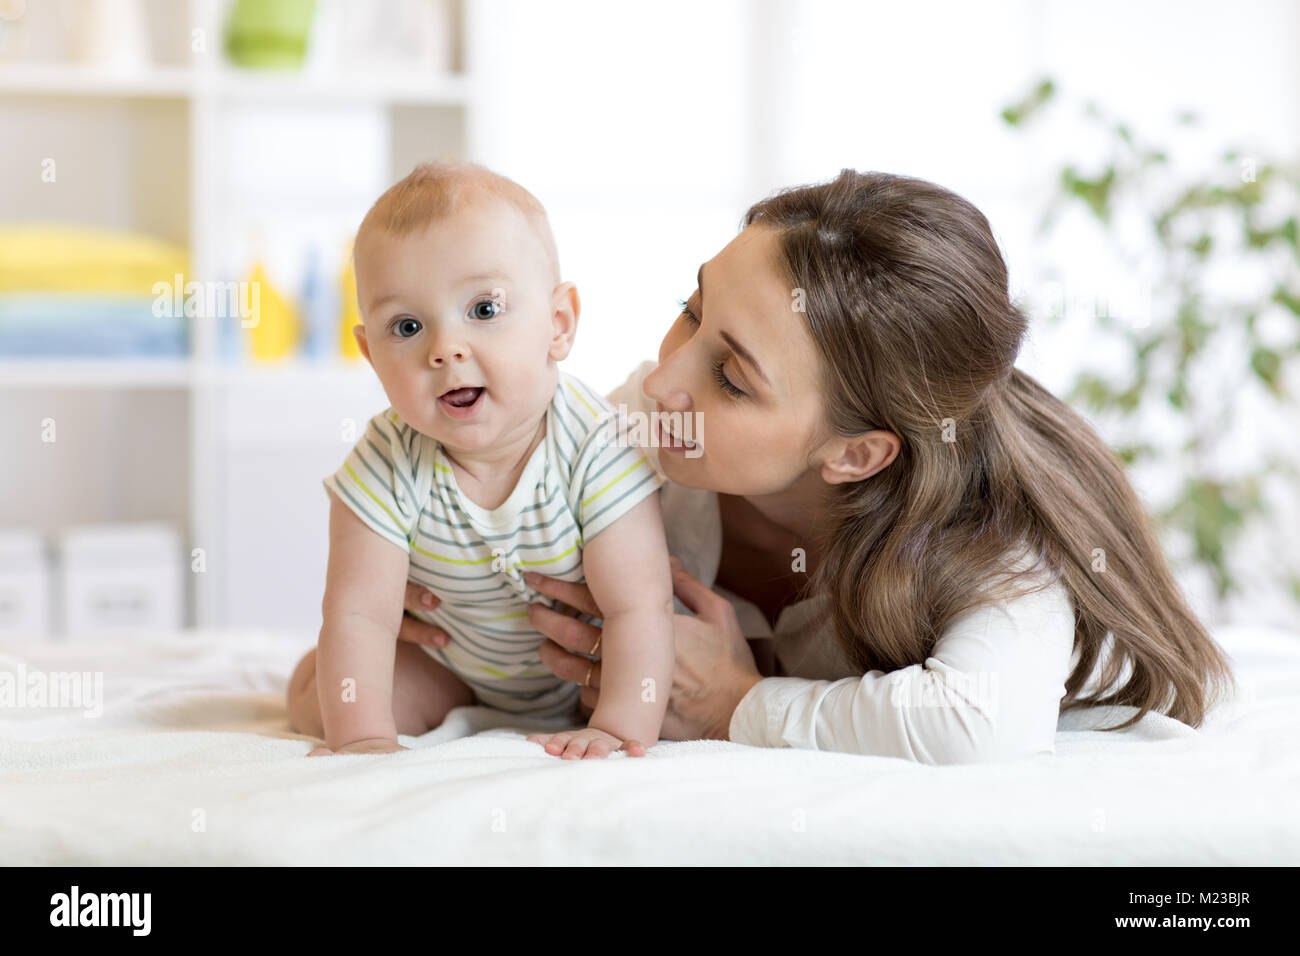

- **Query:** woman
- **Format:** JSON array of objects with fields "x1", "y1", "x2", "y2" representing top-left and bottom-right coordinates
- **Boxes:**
[{"x1": 388, "y1": 169, "x2": 1235, "y2": 762}]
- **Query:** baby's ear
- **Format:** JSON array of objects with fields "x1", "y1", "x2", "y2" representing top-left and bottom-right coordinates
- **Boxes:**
[
  {"x1": 353, "y1": 323, "x2": 373, "y2": 368},
  {"x1": 548, "y1": 281, "x2": 580, "y2": 361}
]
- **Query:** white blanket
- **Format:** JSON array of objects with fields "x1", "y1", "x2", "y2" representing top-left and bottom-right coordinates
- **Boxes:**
[{"x1": 2, "y1": 625, "x2": 1297, "y2": 865}]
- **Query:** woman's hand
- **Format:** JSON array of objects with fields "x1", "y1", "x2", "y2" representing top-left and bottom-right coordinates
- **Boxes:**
[
  {"x1": 524, "y1": 558, "x2": 763, "y2": 741},
  {"x1": 397, "y1": 582, "x2": 451, "y2": 649}
]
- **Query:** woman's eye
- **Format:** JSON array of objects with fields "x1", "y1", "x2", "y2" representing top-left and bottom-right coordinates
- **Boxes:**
[
  {"x1": 677, "y1": 295, "x2": 742, "y2": 398},
  {"x1": 394, "y1": 317, "x2": 422, "y2": 338},
  {"x1": 712, "y1": 360, "x2": 745, "y2": 398},
  {"x1": 470, "y1": 300, "x2": 502, "y2": 320}
]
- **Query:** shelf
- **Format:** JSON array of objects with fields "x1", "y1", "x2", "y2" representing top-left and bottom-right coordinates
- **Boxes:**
[
  {"x1": 0, "y1": 358, "x2": 195, "y2": 387},
  {"x1": 0, "y1": 63, "x2": 195, "y2": 99},
  {"x1": 0, "y1": 63, "x2": 469, "y2": 106},
  {"x1": 203, "y1": 68, "x2": 470, "y2": 106},
  {"x1": 195, "y1": 358, "x2": 376, "y2": 387},
  {"x1": 0, "y1": 357, "x2": 375, "y2": 389},
  {"x1": 0, "y1": 0, "x2": 476, "y2": 630}
]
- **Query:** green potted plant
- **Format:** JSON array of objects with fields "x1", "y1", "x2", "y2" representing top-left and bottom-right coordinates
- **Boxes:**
[{"x1": 1002, "y1": 78, "x2": 1300, "y2": 616}]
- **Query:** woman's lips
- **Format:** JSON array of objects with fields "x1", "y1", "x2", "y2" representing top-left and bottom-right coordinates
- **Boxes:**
[
  {"x1": 657, "y1": 417, "x2": 698, "y2": 454},
  {"x1": 438, "y1": 387, "x2": 485, "y2": 419}
]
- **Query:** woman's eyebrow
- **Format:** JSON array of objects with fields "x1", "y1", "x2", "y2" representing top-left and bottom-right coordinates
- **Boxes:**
[{"x1": 698, "y1": 262, "x2": 772, "y2": 388}]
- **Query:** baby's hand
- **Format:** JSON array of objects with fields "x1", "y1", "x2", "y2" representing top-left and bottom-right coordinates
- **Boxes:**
[
  {"x1": 526, "y1": 727, "x2": 647, "y2": 760},
  {"x1": 307, "y1": 737, "x2": 410, "y2": 757}
]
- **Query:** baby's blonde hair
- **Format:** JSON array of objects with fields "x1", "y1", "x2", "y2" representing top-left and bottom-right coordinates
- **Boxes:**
[{"x1": 355, "y1": 161, "x2": 560, "y2": 281}]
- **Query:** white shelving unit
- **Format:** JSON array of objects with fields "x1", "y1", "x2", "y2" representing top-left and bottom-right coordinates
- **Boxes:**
[{"x1": 0, "y1": 0, "x2": 481, "y2": 636}]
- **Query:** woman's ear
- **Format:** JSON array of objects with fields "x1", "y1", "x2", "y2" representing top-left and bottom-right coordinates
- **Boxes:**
[
  {"x1": 818, "y1": 429, "x2": 900, "y2": 485},
  {"x1": 548, "y1": 282, "x2": 580, "y2": 361}
]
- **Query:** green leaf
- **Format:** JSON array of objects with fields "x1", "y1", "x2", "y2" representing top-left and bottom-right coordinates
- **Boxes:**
[
  {"x1": 1069, "y1": 373, "x2": 1118, "y2": 411},
  {"x1": 1273, "y1": 285, "x2": 1300, "y2": 317},
  {"x1": 1061, "y1": 165, "x2": 1117, "y2": 222},
  {"x1": 1175, "y1": 299, "x2": 1213, "y2": 362},
  {"x1": 1167, "y1": 377, "x2": 1189, "y2": 410},
  {"x1": 1114, "y1": 442, "x2": 1155, "y2": 465},
  {"x1": 1282, "y1": 217, "x2": 1299, "y2": 252},
  {"x1": 1245, "y1": 228, "x2": 1272, "y2": 248},
  {"x1": 1165, "y1": 479, "x2": 1248, "y2": 598},
  {"x1": 1116, "y1": 382, "x2": 1143, "y2": 412},
  {"x1": 1000, "y1": 78, "x2": 1056, "y2": 126},
  {"x1": 1250, "y1": 346, "x2": 1284, "y2": 395}
]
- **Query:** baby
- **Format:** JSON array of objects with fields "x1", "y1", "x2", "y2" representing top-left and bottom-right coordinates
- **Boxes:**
[{"x1": 315, "y1": 161, "x2": 675, "y2": 759}]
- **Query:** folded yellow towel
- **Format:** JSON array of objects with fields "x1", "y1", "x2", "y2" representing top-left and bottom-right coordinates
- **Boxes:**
[{"x1": 0, "y1": 225, "x2": 190, "y2": 294}]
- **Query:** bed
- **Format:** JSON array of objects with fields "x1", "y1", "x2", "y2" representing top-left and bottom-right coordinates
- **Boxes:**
[{"x1": 2, "y1": 623, "x2": 1297, "y2": 865}]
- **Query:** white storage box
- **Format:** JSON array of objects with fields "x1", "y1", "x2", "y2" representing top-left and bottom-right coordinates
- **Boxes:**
[
  {"x1": 0, "y1": 528, "x2": 52, "y2": 638},
  {"x1": 57, "y1": 523, "x2": 183, "y2": 636}
]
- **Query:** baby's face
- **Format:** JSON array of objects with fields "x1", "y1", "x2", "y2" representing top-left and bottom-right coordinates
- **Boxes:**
[{"x1": 353, "y1": 198, "x2": 570, "y2": 456}]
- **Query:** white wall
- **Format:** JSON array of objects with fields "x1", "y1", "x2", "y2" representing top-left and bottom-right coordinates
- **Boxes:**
[{"x1": 467, "y1": 0, "x2": 1300, "y2": 392}]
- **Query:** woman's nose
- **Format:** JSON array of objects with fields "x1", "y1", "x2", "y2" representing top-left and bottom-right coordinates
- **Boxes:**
[{"x1": 643, "y1": 365, "x2": 691, "y2": 412}]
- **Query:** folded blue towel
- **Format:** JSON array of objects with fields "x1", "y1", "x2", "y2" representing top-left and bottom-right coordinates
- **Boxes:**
[{"x1": 0, "y1": 294, "x2": 188, "y2": 357}]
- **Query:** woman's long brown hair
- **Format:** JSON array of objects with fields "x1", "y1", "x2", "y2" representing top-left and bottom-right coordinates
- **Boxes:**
[{"x1": 744, "y1": 170, "x2": 1234, "y2": 729}]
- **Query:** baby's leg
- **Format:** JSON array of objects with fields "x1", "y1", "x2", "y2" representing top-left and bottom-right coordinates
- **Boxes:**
[{"x1": 286, "y1": 640, "x2": 475, "y2": 739}]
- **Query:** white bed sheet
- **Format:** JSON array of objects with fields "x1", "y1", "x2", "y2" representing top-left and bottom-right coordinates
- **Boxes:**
[{"x1": 1, "y1": 624, "x2": 1297, "y2": 865}]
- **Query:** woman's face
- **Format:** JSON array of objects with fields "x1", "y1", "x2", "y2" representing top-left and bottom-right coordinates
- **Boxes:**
[{"x1": 643, "y1": 224, "x2": 834, "y2": 497}]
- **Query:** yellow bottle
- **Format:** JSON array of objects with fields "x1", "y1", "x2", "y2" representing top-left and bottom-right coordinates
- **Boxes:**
[
  {"x1": 339, "y1": 243, "x2": 363, "y2": 360},
  {"x1": 247, "y1": 261, "x2": 301, "y2": 362}
]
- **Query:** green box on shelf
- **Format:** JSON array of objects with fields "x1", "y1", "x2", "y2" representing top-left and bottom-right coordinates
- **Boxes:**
[{"x1": 225, "y1": 0, "x2": 317, "y2": 70}]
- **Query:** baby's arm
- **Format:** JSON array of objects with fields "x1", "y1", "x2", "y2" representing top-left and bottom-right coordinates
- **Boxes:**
[
  {"x1": 578, "y1": 493, "x2": 675, "y2": 748},
  {"x1": 316, "y1": 489, "x2": 411, "y2": 751}
]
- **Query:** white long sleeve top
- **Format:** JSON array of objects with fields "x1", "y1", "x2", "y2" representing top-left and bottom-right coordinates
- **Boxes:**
[{"x1": 607, "y1": 361, "x2": 1078, "y2": 764}]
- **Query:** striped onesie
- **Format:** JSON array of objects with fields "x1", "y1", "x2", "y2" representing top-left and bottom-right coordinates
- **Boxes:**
[{"x1": 322, "y1": 369, "x2": 663, "y2": 719}]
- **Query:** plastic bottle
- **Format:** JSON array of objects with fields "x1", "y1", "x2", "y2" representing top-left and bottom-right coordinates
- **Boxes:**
[
  {"x1": 339, "y1": 242, "x2": 363, "y2": 361},
  {"x1": 300, "y1": 245, "x2": 338, "y2": 360},
  {"x1": 247, "y1": 260, "x2": 301, "y2": 362}
]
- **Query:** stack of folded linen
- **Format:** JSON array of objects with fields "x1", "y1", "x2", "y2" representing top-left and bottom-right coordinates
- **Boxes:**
[{"x1": 0, "y1": 225, "x2": 190, "y2": 357}]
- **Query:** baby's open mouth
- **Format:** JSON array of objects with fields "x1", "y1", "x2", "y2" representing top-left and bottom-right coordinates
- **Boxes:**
[{"x1": 439, "y1": 386, "x2": 484, "y2": 408}]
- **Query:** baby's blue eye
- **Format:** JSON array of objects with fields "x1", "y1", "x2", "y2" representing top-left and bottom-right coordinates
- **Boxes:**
[
  {"x1": 395, "y1": 317, "x2": 422, "y2": 338},
  {"x1": 470, "y1": 300, "x2": 502, "y2": 320}
]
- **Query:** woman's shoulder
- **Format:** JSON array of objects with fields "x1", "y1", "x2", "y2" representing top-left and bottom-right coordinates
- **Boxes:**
[
  {"x1": 934, "y1": 544, "x2": 1076, "y2": 673},
  {"x1": 977, "y1": 543, "x2": 1075, "y2": 620}
]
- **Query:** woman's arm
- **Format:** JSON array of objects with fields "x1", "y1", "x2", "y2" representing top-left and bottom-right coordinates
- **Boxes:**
[
  {"x1": 729, "y1": 579, "x2": 1077, "y2": 763},
  {"x1": 521, "y1": 559, "x2": 1075, "y2": 762}
]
